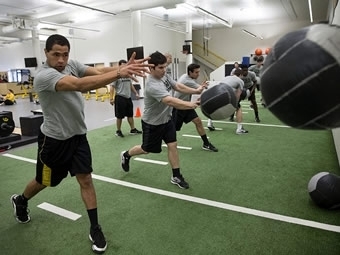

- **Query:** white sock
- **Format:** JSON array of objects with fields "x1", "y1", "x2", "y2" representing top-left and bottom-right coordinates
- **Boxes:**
[
  {"x1": 237, "y1": 123, "x2": 242, "y2": 130},
  {"x1": 208, "y1": 119, "x2": 213, "y2": 126}
]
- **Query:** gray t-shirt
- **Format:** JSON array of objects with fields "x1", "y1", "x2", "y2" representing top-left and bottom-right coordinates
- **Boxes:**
[
  {"x1": 240, "y1": 71, "x2": 257, "y2": 89},
  {"x1": 111, "y1": 78, "x2": 132, "y2": 98},
  {"x1": 221, "y1": 75, "x2": 244, "y2": 90},
  {"x1": 248, "y1": 65, "x2": 262, "y2": 77},
  {"x1": 174, "y1": 74, "x2": 199, "y2": 102},
  {"x1": 142, "y1": 74, "x2": 176, "y2": 125},
  {"x1": 33, "y1": 59, "x2": 87, "y2": 140}
]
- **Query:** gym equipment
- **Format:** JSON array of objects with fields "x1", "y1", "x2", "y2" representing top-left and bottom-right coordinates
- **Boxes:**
[
  {"x1": 308, "y1": 172, "x2": 340, "y2": 209},
  {"x1": 20, "y1": 115, "x2": 43, "y2": 136},
  {"x1": 261, "y1": 23, "x2": 340, "y2": 129},
  {"x1": 265, "y1": 47, "x2": 271, "y2": 55},
  {"x1": 255, "y1": 48, "x2": 262, "y2": 56},
  {"x1": 0, "y1": 111, "x2": 15, "y2": 137},
  {"x1": 200, "y1": 83, "x2": 237, "y2": 120}
]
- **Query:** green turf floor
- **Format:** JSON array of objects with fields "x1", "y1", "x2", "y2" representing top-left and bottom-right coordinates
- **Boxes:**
[{"x1": 1, "y1": 101, "x2": 340, "y2": 255}]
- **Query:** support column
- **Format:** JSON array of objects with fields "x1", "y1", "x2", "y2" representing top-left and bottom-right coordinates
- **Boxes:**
[
  {"x1": 131, "y1": 10, "x2": 144, "y2": 96},
  {"x1": 132, "y1": 10, "x2": 142, "y2": 47},
  {"x1": 31, "y1": 28, "x2": 42, "y2": 68},
  {"x1": 185, "y1": 17, "x2": 193, "y2": 66}
]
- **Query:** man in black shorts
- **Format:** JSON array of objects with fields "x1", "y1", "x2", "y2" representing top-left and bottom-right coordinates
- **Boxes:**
[
  {"x1": 121, "y1": 52, "x2": 205, "y2": 189},
  {"x1": 10, "y1": 34, "x2": 150, "y2": 254},
  {"x1": 110, "y1": 59, "x2": 142, "y2": 137},
  {"x1": 174, "y1": 63, "x2": 218, "y2": 152}
]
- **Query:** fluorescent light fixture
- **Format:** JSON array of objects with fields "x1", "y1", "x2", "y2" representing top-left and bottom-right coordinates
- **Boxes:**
[
  {"x1": 0, "y1": 36, "x2": 21, "y2": 42},
  {"x1": 154, "y1": 24, "x2": 186, "y2": 34},
  {"x1": 56, "y1": 0, "x2": 116, "y2": 16},
  {"x1": 242, "y1": 29, "x2": 263, "y2": 40},
  {"x1": 308, "y1": 0, "x2": 313, "y2": 23},
  {"x1": 39, "y1": 21, "x2": 100, "y2": 32},
  {"x1": 195, "y1": 6, "x2": 232, "y2": 28}
]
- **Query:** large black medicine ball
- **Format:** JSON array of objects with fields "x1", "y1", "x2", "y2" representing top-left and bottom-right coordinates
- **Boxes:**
[
  {"x1": 200, "y1": 83, "x2": 237, "y2": 120},
  {"x1": 261, "y1": 24, "x2": 340, "y2": 129},
  {"x1": 308, "y1": 172, "x2": 340, "y2": 209}
]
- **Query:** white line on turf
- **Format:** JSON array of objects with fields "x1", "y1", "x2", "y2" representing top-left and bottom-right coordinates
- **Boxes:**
[
  {"x1": 4, "y1": 153, "x2": 340, "y2": 233},
  {"x1": 204, "y1": 127, "x2": 223, "y2": 131},
  {"x1": 201, "y1": 119, "x2": 290, "y2": 128},
  {"x1": 162, "y1": 144, "x2": 192, "y2": 150},
  {"x1": 182, "y1": 134, "x2": 210, "y2": 139},
  {"x1": 37, "y1": 202, "x2": 82, "y2": 220},
  {"x1": 134, "y1": 158, "x2": 168, "y2": 165}
]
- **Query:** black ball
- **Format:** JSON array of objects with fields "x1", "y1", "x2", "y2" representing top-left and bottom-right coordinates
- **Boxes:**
[
  {"x1": 261, "y1": 24, "x2": 340, "y2": 129},
  {"x1": 200, "y1": 83, "x2": 237, "y2": 120},
  {"x1": 308, "y1": 172, "x2": 340, "y2": 209}
]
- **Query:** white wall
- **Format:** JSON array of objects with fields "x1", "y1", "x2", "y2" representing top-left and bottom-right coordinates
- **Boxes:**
[
  {"x1": 192, "y1": 20, "x2": 312, "y2": 62},
  {"x1": 0, "y1": 14, "x2": 187, "y2": 72}
]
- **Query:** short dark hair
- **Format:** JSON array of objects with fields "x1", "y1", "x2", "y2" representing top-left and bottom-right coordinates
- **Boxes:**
[
  {"x1": 45, "y1": 34, "x2": 70, "y2": 52},
  {"x1": 148, "y1": 51, "x2": 167, "y2": 67},
  {"x1": 187, "y1": 63, "x2": 200, "y2": 74},
  {"x1": 233, "y1": 69, "x2": 242, "y2": 76},
  {"x1": 118, "y1": 59, "x2": 127, "y2": 65}
]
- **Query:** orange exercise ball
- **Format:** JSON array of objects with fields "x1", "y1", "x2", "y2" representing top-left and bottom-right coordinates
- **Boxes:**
[
  {"x1": 255, "y1": 48, "x2": 262, "y2": 56},
  {"x1": 265, "y1": 47, "x2": 271, "y2": 55}
]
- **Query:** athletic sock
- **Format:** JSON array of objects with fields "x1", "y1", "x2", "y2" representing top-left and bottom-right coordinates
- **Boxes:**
[
  {"x1": 87, "y1": 208, "x2": 99, "y2": 228},
  {"x1": 124, "y1": 151, "x2": 131, "y2": 158},
  {"x1": 201, "y1": 134, "x2": 209, "y2": 145},
  {"x1": 237, "y1": 123, "x2": 242, "y2": 130},
  {"x1": 21, "y1": 194, "x2": 29, "y2": 203},
  {"x1": 172, "y1": 168, "x2": 180, "y2": 177}
]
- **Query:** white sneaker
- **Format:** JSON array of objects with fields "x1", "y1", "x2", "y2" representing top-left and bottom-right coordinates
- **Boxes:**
[{"x1": 236, "y1": 128, "x2": 248, "y2": 134}]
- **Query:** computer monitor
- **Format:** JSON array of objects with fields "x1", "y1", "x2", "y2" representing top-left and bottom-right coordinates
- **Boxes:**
[
  {"x1": 126, "y1": 46, "x2": 144, "y2": 60},
  {"x1": 24, "y1": 57, "x2": 38, "y2": 68}
]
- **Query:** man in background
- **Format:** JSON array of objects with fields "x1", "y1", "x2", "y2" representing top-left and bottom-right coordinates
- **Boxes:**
[{"x1": 110, "y1": 59, "x2": 142, "y2": 138}]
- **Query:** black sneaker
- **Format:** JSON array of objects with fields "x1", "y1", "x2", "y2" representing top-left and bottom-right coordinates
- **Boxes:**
[
  {"x1": 255, "y1": 117, "x2": 261, "y2": 123},
  {"x1": 171, "y1": 175, "x2": 189, "y2": 189},
  {"x1": 10, "y1": 194, "x2": 30, "y2": 224},
  {"x1": 89, "y1": 225, "x2": 107, "y2": 254},
  {"x1": 202, "y1": 143, "x2": 218, "y2": 152},
  {"x1": 130, "y1": 128, "x2": 142, "y2": 135},
  {"x1": 115, "y1": 130, "x2": 124, "y2": 138},
  {"x1": 207, "y1": 125, "x2": 215, "y2": 131},
  {"x1": 121, "y1": 151, "x2": 130, "y2": 172}
]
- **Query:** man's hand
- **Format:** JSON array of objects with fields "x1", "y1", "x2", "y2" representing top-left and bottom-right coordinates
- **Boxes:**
[
  {"x1": 109, "y1": 99, "x2": 115, "y2": 105},
  {"x1": 121, "y1": 52, "x2": 153, "y2": 82}
]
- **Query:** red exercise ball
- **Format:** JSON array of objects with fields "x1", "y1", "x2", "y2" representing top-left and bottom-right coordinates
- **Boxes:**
[{"x1": 255, "y1": 48, "x2": 262, "y2": 56}]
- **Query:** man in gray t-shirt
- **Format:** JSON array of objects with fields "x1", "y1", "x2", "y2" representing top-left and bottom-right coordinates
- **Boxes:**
[
  {"x1": 174, "y1": 63, "x2": 218, "y2": 152},
  {"x1": 110, "y1": 59, "x2": 142, "y2": 137},
  {"x1": 10, "y1": 34, "x2": 150, "y2": 254},
  {"x1": 121, "y1": 52, "x2": 205, "y2": 189},
  {"x1": 240, "y1": 64, "x2": 261, "y2": 122}
]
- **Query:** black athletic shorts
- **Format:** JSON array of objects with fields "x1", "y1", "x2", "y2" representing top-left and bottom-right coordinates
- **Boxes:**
[
  {"x1": 35, "y1": 130, "x2": 93, "y2": 187},
  {"x1": 114, "y1": 95, "x2": 133, "y2": 119},
  {"x1": 248, "y1": 85, "x2": 256, "y2": 101},
  {"x1": 141, "y1": 119, "x2": 176, "y2": 153},
  {"x1": 172, "y1": 109, "x2": 198, "y2": 131}
]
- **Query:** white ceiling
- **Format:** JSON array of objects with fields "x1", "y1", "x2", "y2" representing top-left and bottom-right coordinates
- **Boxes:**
[{"x1": 0, "y1": 0, "x2": 331, "y2": 43}]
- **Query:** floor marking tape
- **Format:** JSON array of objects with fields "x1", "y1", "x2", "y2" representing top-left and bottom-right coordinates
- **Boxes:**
[
  {"x1": 4, "y1": 153, "x2": 340, "y2": 233},
  {"x1": 37, "y1": 202, "x2": 82, "y2": 221},
  {"x1": 201, "y1": 119, "x2": 290, "y2": 128},
  {"x1": 162, "y1": 144, "x2": 192, "y2": 150},
  {"x1": 134, "y1": 157, "x2": 168, "y2": 165}
]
